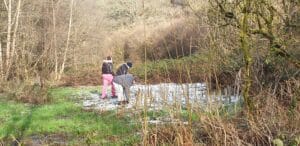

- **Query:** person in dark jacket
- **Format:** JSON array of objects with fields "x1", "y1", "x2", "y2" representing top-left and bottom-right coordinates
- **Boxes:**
[
  {"x1": 115, "y1": 62, "x2": 133, "y2": 76},
  {"x1": 113, "y1": 73, "x2": 135, "y2": 105},
  {"x1": 101, "y1": 56, "x2": 116, "y2": 99}
]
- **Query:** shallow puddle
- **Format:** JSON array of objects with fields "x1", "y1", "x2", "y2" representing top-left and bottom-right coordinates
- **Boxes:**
[{"x1": 79, "y1": 83, "x2": 240, "y2": 111}]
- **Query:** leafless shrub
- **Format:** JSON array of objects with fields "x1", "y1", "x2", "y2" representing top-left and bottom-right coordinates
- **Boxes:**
[{"x1": 147, "y1": 124, "x2": 193, "y2": 145}]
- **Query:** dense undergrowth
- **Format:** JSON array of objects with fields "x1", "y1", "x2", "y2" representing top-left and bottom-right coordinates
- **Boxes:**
[
  {"x1": 130, "y1": 54, "x2": 300, "y2": 146},
  {"x1": 131, "y1": 52, "x2": 241, "y2": 86}
]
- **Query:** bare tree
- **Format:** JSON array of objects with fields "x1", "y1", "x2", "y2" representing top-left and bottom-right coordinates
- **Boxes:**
[
  {"x1": 58, "y1": 0, "x2": 74, "y2": 80},
  {"x1": 239, "y1": 0, "x2": 253, "y2": 112},
  {"x1": 52, "y1": 0, "x2": 58, "y2": 80},
  {"x1": 3, "y1": 0, "x2": 8, "y2": 10},
  {"x1": 5, "y1": 0, "x2": 22, "y2": 80},
  {"x1": 0, "y1": 42, "x2": 3, "y2": 80},
  {"x1": 6, "y1": 0, "x2": 11, "y2": 69}
]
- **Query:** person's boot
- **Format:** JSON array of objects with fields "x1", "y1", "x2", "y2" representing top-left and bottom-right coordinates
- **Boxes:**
[
  {"x1": 111, "y1": 95, "x2": 118, "y2": 99},
  {"x1": 117, "y1": 100, "x2": 129, "y2": 105}
]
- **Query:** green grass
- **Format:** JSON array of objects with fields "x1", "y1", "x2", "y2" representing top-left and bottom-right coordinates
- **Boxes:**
[
  {"x1": 0, "y1": 86, "x2": 140, "y2": 145},
  {"x1": 48, "y1": 86, "x2": 101, "y2": 102}
]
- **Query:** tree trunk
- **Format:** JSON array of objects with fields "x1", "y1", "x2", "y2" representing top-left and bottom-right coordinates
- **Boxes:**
[
  {"x1": 3, "y1": 0, "x2": 8, "y2": 10},
  {"x1": 73, "y1": 27, "x2": 77, "y2": 71},
  {"x1": 58, "y1": 0, "x2": 74, "y2": 80},
  {"x1": 5, "y1": 0, "x2": 22, "y2": 80},
  {"x1": 0, "y1": 42, "x2": 3, "y2": 80},
  {"x1": 52, "y1": 0, "x2": 58, "y2": 80},
  {"x1": 240, "y1": 0, "x2": 254, "y2": 112},
  {"x1": 6, "y1": 0, "x2": 11, "y2": 69}
]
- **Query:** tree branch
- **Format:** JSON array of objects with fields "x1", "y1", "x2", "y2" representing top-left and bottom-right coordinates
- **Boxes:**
[
  {"x1": 3, "y1": 0, "x2": 8, "y2": 11},
  {"x1": 249, "y1": 29, "x2": 275, "y2": 40}
]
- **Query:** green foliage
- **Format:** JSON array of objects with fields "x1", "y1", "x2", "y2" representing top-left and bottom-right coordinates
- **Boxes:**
[
  {"x1": 289, "y1": 96, "x2": 298, "y2": 117},
  {"x1": 272, "y1": 138, "x2": 284, "y2": 146},
  {"x1": 142, "y1": 110, "x2": 168, "y2": 120},
  {"x1": 180, "y1": 110, "x2": 200, "y2": 122},
  {"x1": 290, "y1": 135, "x2": 300, "y2": 146},
  {"x1": 106, "y1": 0, "x2": 137, "y2": 27},
  {"x1": 217, "y1": 102, "x2": 243, "y2": 118}
]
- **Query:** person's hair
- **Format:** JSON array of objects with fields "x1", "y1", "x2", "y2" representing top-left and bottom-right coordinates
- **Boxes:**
[
  {"x1": 106, "y1": 56, "x2": 112, "y2": 60},
  {"x1": 126, "y1": 62, "x2": 133, "y2": 68}
]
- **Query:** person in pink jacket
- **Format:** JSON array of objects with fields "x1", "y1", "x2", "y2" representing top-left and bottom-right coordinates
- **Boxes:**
[{"x1": 101, "y1": 56, "x2": 116, "y2": 99}]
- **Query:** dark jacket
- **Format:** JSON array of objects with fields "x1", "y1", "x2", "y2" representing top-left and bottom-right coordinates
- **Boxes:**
[
  {"x1": 102, "y1": 60, "x2": 113, "y2": 74},
  {"x1": 113, "y1": 74, "x2": 134, "y2": 98},
  {"x1": 115, "y1": 64, "x2": 129, "y2": 76}
]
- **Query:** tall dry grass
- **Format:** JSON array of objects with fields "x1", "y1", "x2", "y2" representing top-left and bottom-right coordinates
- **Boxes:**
[{"x1": 131, "y1": 79, "x2": 299, "y2": 145}]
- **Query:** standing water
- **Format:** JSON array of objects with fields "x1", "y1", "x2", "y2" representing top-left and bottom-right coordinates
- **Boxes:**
[{"x1": 81, "y1": 83, "x2": 240, "y2": 111}]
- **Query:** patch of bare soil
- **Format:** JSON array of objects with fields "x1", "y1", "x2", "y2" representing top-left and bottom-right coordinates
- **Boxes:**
[{"x1": 21, "y1": 134, "x2": 69, "y2": 146}]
